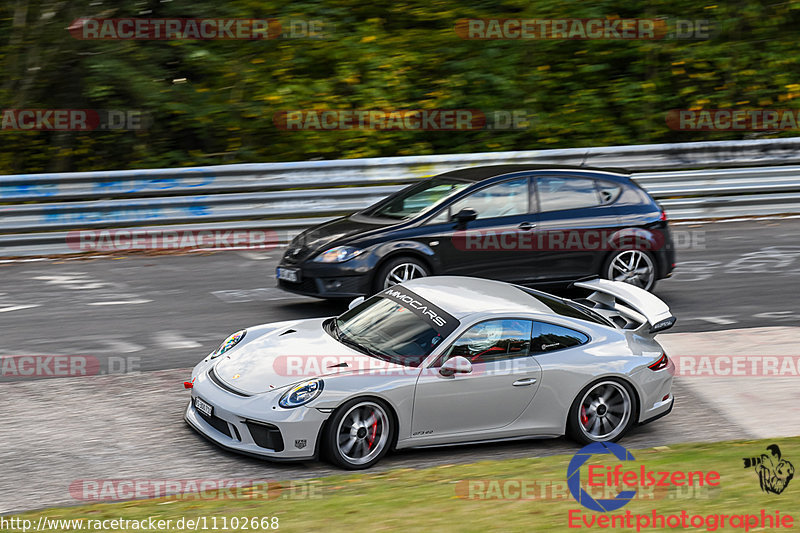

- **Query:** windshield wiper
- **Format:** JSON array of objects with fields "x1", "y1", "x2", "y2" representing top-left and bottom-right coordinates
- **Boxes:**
[
  {"x1": 333, "y1": 322, "x2": 390, "y2": 361},
  {"x1": 340, "y1": 335, "x2": 387, "y2": 359}
]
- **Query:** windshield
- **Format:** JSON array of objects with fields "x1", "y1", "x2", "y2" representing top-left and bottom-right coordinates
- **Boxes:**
[
  {"x1": 331, "y1": 291, "x2": 457, "y2": 367},
  {"x1": 361, "y1": 177, "x2": 469, "y2": 220}
]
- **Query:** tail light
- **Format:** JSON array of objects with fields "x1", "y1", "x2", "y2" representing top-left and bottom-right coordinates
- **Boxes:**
[
  {"x1": 659, "y1": 209, "x2": 668, "y2": 222},
  {"x1": 648, "y1": 353, "x2": 669, "y2": 371}
]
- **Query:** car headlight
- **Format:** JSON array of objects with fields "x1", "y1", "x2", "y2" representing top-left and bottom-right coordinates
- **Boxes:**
[
  {"x1": 209, "y1": 330, "x2": 246, "y2": 359},
  {"x1": 279, "y1": 379, "x2": 324, "y2": 408},
  {"x1": 313, "y1": 246, "x2": 364, "y2": 263}
]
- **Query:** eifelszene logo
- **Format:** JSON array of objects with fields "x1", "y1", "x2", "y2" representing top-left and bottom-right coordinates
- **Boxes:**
[
  {"x1": 567, "y1": 441, "x2": 721, "y2": 513},
  {"x1": 743, "y1": 444, "x2": 795, "y2": 494},
  {"x1": 568, "y1": 442, "x2": 637, "y2": 512}
]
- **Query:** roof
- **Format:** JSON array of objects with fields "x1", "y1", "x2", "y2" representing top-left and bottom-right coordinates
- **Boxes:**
[
  {"x1": 435, "y1": 164, "x2": 631, "y2": 182},
  {"x1": 401, "y1": 275, "x2": 557, "y2": 319}
]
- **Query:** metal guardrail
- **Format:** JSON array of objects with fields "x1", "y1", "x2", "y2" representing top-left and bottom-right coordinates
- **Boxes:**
[{"x1": 2, "y1": 137, "x2": 800, "y2": 257}]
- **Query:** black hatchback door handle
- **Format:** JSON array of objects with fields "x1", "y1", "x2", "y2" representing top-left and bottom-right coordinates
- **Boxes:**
[{"x1": 518, "y1": 222, "x2": 536, "y2": 231}]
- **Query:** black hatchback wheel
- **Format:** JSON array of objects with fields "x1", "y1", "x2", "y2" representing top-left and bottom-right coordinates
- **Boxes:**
[
  {"x1": 374, "y1": 256, "x2": 430, "y2": 292},
  {"x1": 602, "y1": 249, "x2": 657, "y2": 291}
]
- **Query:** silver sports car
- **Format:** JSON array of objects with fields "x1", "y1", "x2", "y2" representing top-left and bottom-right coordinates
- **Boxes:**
[{"x1": 184, "y1": 276, "x2": 675, "y2": 469}]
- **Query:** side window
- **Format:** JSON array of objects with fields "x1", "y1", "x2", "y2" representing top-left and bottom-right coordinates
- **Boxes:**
[
  {"x1": 448, "y1": 178, "x2": 529, "y2": 220},
  {"x1": 443, "y1": 319, "x2": 532, "y2": 364},
  {"x1": 597, "y1": 181, "x2": 622, "y2": 205},
  {"x1": 537, "y1": 176, "x2": 600, "y2": 212},
  {"x1": 530, "y1": 322, "x2": 589, "y2": 354}
]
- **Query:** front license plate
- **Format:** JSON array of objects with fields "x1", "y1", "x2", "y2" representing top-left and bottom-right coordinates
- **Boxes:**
[
  {"x1": 194, "y1": 397, "x2": 213, "y2": 417},
  {"x1": 276, "y1": 267, "x2": 300, "y2": 283}
]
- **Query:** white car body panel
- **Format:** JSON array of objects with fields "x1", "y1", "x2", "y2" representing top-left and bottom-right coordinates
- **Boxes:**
[{"x1": 184, "y1": 276, "x2": 675, "y2": 463}]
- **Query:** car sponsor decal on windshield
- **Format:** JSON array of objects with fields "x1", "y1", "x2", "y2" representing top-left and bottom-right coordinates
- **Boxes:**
[{"x1": 380, "y1": 287, "x2": 459, "y2": 338}]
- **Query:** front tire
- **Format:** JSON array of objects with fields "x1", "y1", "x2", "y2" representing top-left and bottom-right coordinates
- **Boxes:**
[
  {"x1": 374, "y1": 256, "x2": 430, "y2": 292},
  {"x1": 566, "y1": 379, "x2": 637, "y2": 444},
  {"x1": 323, "y1": 398, "x2": 394, "y2": 469}
]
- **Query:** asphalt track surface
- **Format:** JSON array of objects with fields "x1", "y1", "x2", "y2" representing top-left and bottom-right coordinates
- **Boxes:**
[
  {"x1": 2, "y1": 218, "x2": 799, "y2": 373},
  {"x1": 1, "y1": 218, "x2": 799, "y2": 513}
]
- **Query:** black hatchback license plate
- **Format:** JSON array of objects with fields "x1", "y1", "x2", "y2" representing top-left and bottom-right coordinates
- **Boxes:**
[{"x1": 276, "y1": 267, "x2": 300, "y2": 282}]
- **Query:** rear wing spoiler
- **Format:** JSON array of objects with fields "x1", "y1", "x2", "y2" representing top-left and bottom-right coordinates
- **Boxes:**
[{"x1": 573, "y1": 279, "x2": 676, "y2": 335}]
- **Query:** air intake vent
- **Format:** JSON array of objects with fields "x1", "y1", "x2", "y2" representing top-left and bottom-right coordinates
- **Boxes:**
[
  {"x1": 196, "y1": 409, "x2": 232, "y2": 438},
  {"x1": 279, "y1": 329, "x2": 296, "y2": 336},
  {"x1": 245, "y1": 420, "x2": 284, "y2": 451}
]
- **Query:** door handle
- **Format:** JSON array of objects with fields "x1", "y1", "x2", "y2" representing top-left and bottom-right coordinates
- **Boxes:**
[
  {"x1": 518, "y1": 222, "x2": 536, "y2": 231},
  {"x1": 512, "y1": 378, "x2": 537, "y2": 386}
]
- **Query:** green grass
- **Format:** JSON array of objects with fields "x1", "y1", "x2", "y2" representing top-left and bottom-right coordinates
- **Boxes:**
[{"x1": 6, "y1": 437, "x2": 800, "y2": 533}]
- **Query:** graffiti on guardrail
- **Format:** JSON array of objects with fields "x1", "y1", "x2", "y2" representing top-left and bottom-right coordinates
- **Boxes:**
[
  {"x1": 2, "y1": 139, "x2": 800, "y2": 256},
  {"x1": 42, "y1": 204, "x2": 210, "y2": 225},
  {"x1": 0, "y1": 168, "x2": 215, "y2": 199}
]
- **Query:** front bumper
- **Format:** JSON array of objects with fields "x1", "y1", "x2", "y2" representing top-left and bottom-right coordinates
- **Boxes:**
[
  {"x1": 276, "y1": 259, "x2": 373, "y2": 298},
  {"x1": 184, "y1": 370, "x2": 330, "y2": 461}
]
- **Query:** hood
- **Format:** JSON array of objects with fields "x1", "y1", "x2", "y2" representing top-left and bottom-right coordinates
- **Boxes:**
[
  {"x1": 282, "y1": 215, "x2": 395, "y2": 263},
  {"x1": 212, "y1": 317, "x2": 399, "y2": 394}
]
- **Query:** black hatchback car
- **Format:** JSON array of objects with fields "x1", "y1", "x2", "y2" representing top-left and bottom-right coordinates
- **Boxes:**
[{"x1": 277, "y1": 165, "x2": 675, "y2": 299}]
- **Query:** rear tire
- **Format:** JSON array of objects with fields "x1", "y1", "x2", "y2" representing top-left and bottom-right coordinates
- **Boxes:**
[
  {"x1": 323, "y1": 398, "x2": 394, "y2": 470},
  {"x1": 373, "y1": 256, "x2": 430, "y2": 292},
  {"x1": 566, "y1": 378, "x2": 637, "y2": 445},
  {"x1": 602, "y1": 249, "x2": 657, "y2": 291}
]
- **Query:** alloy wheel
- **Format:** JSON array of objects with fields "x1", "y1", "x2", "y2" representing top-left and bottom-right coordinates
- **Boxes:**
[
  {"x1": 578, "y1": 381, "x2": 632, "y2": 441},
  {"x1": 383, "y1": 262, "x2": 427, "y2": 289},
  {"x1": 607, "y1": 250, "x2": 655, "y2": 290},
  {"x1": 336, "y1": 401, "x2": 390, "y2": 466}
]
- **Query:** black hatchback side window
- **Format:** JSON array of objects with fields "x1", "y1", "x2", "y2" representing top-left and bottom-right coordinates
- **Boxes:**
[
  {"x1": 441, "y1": 177, "x2": 530, "y2": 221},
  {"x1": 536, "y1": 176, "x2": 601, "y2": 212},
  {"x1": 531, "y1": 321, "x2": 589, "y2": 354},
  {"x1": 597, "y1": 180, "x2": 622, "y2": 205}
]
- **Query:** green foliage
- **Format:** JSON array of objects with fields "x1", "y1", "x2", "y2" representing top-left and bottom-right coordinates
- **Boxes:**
[{"x1": 2, "y1": 0, "x2": 800, "y2": 173}]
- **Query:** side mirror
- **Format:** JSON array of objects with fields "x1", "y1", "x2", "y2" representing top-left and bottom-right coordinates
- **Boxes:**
[
  {"x1": 452, "y1": 208, "x2": 478, "y2": 225},
  {"x1": 347, "y1": 296, "x2": 365, "y2": 310},
  {"x1": 439, "y1": 356, "x2": 473, "y2": 377}
]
